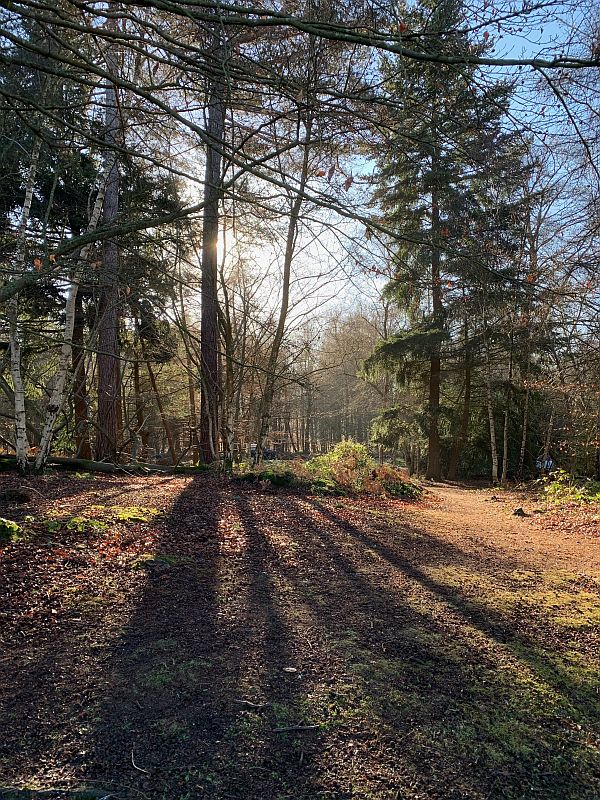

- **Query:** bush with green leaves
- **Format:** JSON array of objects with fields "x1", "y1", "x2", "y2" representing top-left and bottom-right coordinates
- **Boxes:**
[
  {"x1": 236, "y1": 460, "x2": 298, "y2": 488},
  {"x1": 540, "y1": 470, "x2": 600, "y2": 504},
  {"x1": 373, "y1": 464, "x2": 422, "y2": 499},
  {"x1": 233, "y1": 443, "x2": 421, "y2": 499},
  {"x1": 307, "y1": 440, "x2": 375, "y2": 491}
]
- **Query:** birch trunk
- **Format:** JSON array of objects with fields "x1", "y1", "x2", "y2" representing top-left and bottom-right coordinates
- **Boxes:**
[
  {"x1": 486, "y1": 381, "x2": 499, "y2": 483},
  {"x1": 501, "y1": 409, "x2": 509, "y2": 485},
  {"x1": 500, "y1": 334, "x2": 514, "y2": 485},
  {"x1": 34, "y1": 164, "x2": 110, "y2": 471},
  {"x1": 517, "y1": 387, "x2": 530, "y2": 479},
  {"x1": 9, "y1": 137, "x2": 42, "y2": 473}
]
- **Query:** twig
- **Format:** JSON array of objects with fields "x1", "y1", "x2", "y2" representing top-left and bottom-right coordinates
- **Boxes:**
[
  {"x1": 273, "y1": 724, "x2": 321, "y2": 733},
  {"x1": 21, "y1": 484, "x2": 45, "y2": 497},
  {"x1": 131, "y1": 748, "x2": 150, "y2": 775},
  {"x1": 234, "y1": 699, "x2": 269, "y2": 709}
]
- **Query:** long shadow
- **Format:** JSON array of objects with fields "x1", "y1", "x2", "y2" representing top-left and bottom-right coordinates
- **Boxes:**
[
  {"x1": 242, "y1": 495, "x2": 501, "y2": 798},
  {"x1": 275, "y1": 494, "x2": 599, "y2": 799},
  {"x1": 310, "y1": 497, "x2": 599, "y2": 711},
  {"x1": 80, "y1": 480, "x2": 330, "y2": 799},
  {"x1": 222, "y1": 491, "x2": 328, "y2": 798},
  {"x1": 81, "y1": 475, "x2": 227, "y2": 798},
  {"x1": 1, "y1": 475, "x2": 226, "y2": 798},
  {"x1": 2, "y1": 481, "x2": 597, "y2": 799},
  {"x1": 0, "y1": 475, "x2": 172, "y2": 789}
]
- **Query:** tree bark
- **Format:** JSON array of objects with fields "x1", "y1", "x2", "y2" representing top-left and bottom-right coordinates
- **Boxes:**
[
  {"x1": 72, "y1": 292, "x2": 92, "y2": 459},
  {"x1": 199, "y1": 41, "x2": 226, "y2": 464},
  {"x1": 34, "y1": 174, "x2": 107, "y2": 471},
  {"x1": 96, "y1": 23, "x2": 121, "y2": 462},
  {"x1": 9, "y1": 137, "x2": 42, "y2": 473},
  {"x1": 177, "y1": 256, "x2": 200, "y2": 463},
  {"x1": 146, "y1": 360, "x2": 177, "y2": 465},
  {"x1": 486, "y1": 377, "x2": 499, "y2": 483},
  {"x1": 500, "y1": 334, "x2": 514, "y2": 485},
  {"x1": 426, "y1": 180, "x2": 443, "y2": 480},
  {"x1": 517, "y1": 387, "x2": 530, "y2": 479}
]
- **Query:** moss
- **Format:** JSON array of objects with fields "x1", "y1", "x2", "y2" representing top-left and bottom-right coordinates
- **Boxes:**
[
  {"x1": 113, "y1": 505, "x2": 159, "y2": 522},
  {"x1": 130, "y1": 552, "x2": 191, "y2": 570},
  {"x1": 140, "y1": 658, "x2": 213, "y2": 689},
  {"x1": 424, "y1": 564, "x2": 600, "y2": 628}
]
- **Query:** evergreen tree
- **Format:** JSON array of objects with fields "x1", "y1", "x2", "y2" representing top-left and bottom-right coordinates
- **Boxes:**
[{"x1": 367, "y1": 0, "x2": 526, "y2": 479}]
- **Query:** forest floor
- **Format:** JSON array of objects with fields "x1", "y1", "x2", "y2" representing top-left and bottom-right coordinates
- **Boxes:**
[{"x1": 0, "y1": 472, "x2": 599, "y2": 800}]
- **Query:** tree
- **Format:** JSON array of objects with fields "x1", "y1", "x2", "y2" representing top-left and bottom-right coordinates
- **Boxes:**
[{"x1": 369, "y1": 0, "x2": 525, "y2": 479}]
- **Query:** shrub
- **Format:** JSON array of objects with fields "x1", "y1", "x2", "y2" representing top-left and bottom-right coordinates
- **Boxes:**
[
  {"x1": 541, "y1": 470, "x2": 600, "y2": 505},
  {"x1": 235, "y1": 460, "x2": 298, "y2": 488},
  {"x1": 257, "y1": 466, "x2": 296, "y2": 487},
  {"x1": 307, "y1": 440, "x2": 375, "y2": 491},
  {"x1": 369, "y1": 464, "x2": 422, "y2": 499},
  {"x1": 233, "y1": 444, "x2": 421, "y2": 500}
]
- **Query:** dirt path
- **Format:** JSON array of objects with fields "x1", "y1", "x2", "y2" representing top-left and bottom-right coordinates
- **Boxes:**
[
  {"x1": 0, "y1": 474, "x2": 598, "y2": 800},
  {"x1": 411, "y1": 483, "x2": 600, "y2": 570}
]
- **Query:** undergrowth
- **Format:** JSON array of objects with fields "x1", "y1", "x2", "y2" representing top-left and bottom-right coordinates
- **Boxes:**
[
  {"x1": 539, "y1": 469, "x2": 600, "y2": 505},
  {"x1": 0, "y1": 516, "x2": 22, "y2": 543},
  {"x1": 236, "y1": 440, "x2": 421, "y2": 499}
]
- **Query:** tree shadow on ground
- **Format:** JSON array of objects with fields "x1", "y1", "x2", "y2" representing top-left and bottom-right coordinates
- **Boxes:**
[
  {"x1": 1, "y1": 479, "x2": 598, "y2": 800},
  {"x1": 273, "y1": 494, "x2": 599, "y2": 799},
  {"x1": 79, "y1": 479, "x2": 328, "y2": 799}
]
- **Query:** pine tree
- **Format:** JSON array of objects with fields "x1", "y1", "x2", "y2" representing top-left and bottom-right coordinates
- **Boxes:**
[{"x1": 369, "y1": 0, "x2": 525, "y2": 479}]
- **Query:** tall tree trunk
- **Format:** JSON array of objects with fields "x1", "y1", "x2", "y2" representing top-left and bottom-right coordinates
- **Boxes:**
[
  {"x1": 482, "y1": 304, "x2": 499, "y2": 483},
  {"x1": 9, "y1": 137, "x2": 42, "y2": 473},
  {"x1": 256, "y1": 116, "x2": 312, "y2": 463},
  {"x1": 500, "y1": 333, "x2": 514, "y2": 485},
  {"x1": 447, "y1": 356, "x2": 471, "y2": 481},
  {"x1": 426, "y1": 180, "x2": 443, "y2": 480},
  {"x1": 486, "y1": 380, "x2": 499, "y2": 483},
  {"x1": 96, "y1": 26, "x2": 121, "y2": 462},
  {"x1": 199, "y1": 44, "x2": 226, "y2": 464},
  {"x1": 8, "y1": 297, "x2": 29, "y2": 474},
  {"x1": 517, "y1": 387, "x2": 530, "y2": 479},
  {"x1": 35, "y1": 176, "x2": 107, "y2": 470},
  {"x1": 217, "y1": 229, "x2": 237, "y2": 471},
  {"x1": 132, "y1": 359, "x2": 146, "y2": 461},
  {"x1": 178, "y1": 259, "x2": 200, "y2": 464},
  {"x1": 72, "y1": 292, "x2": 92, "y2": 459}
]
